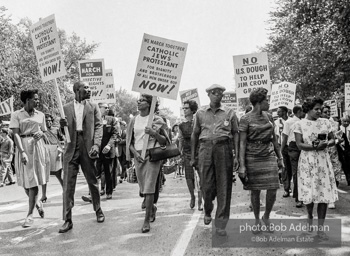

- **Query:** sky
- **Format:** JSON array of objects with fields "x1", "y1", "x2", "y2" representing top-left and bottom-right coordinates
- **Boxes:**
[{"x1": 3, "y1": 0, "x2": 277, "y2": 116}]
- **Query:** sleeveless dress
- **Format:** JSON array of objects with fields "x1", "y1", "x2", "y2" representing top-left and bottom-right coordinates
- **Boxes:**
[{"x1": 239, "y1": 112, "x2": 279, "y2": 190}]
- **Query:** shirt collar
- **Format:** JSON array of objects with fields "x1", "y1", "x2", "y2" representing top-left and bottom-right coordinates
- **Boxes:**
[
  {"x1": 20, "y1": 108, "x2": 39, "y2": 114},
  {"x1": 205, "y1": 104, "x2": 225, "y2": 112},
  {"x1": 74, "y1": 100, "x2": 86, "y2": 105}
]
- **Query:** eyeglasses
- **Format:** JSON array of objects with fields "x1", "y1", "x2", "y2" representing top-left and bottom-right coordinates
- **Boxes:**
[
  {"x1": 182, "y1": 107, "x2": 190, "y2": 110},
  {"x1": 46, "y1": 120, "x2": 53, "y2": 122},
  {"x1": 210, "y1": 89, "x2": 224, "y2": 96},
  {"x1": 137, "y1": 99, "x2": 148, "y2": 103}
]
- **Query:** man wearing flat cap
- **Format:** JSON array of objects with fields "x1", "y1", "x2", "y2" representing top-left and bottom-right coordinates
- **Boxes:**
[{"x1": 191, "y1": 84, "x2": 239, "y2": 236}]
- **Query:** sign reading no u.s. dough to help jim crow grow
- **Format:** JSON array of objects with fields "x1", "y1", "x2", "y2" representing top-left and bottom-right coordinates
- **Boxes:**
[
  {"x1": 269, "y1": 82, "x2": 296, "y2": 110},
  {"x1": 233, "y1": 52, "x2": 271, "y2": 99},
  {"x1": 30, "y1": 14, "x2": 67, "y2": 82},
  {"x1": 132, "y1": 34, "x2": 188, "y2": 100},
  {"x1": 78, "y1": 59, "x2": 106, "y2": 103}
]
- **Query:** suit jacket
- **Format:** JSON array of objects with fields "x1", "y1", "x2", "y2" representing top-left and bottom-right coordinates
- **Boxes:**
[
  {"x1": 100, "y1": 116, "x2": 120, "y2": 159},
  {"x1": 63, "y1": 100, "x2": 103, "y2": 165},
  {"x1": 117, "y1": 129, "x2": 126, "y2": 157}
]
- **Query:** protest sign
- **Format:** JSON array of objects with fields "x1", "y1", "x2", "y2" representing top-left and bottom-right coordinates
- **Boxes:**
[
  {"x1": 78, "y1": 59, "x2": 106, "y2": 103},
  {"x1": 132, "y1": 34, "x2": 188, "y2": 100},
  {"x1": 0, "y1": 97, "x2": 13, "y2": 116},
  {"x1": 269, "y1": 82, "x2": 296, "y2": 110},
  {"x1": 30, "y1": 14, "x2": 66, "y2": 82},
  {"x1": 233, "y1": 52, "x2": 271, "y2": 99},
  {"x1": 179, "y1": 88, "x2": 201, "y2": 106},
  {"x1": 221, "y1": 92, "x2": 238, "y2": 111},
  {"x1": 324, "y1": 100, "x2": 338, "y2": 117},
  {"x1": 345, "y1": 83, "x2": 350, "y2": 112},
  {"x1": 105, "y1": 69, "x2": 116, "y2": 104}
]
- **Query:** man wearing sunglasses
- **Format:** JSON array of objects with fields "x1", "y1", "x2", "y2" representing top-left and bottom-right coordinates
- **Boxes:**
[{"x1": 191, "y1": 84, "x2": 239, "y2": 236}]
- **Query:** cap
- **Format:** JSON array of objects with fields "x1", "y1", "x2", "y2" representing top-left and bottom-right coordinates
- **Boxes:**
[{"x1": 205, "y1": 84, "x2": 226, "y2": 93}]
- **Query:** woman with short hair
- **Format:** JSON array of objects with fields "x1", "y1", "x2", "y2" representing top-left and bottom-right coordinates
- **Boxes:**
[
  {"x1": 9, "y1": 89, "x2": 48, "y2": 227},
  {"x1": 126, "y1": 94, "x2": 168, "y2": 233}
]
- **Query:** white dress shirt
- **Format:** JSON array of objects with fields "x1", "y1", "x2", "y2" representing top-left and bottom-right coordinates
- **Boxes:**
[{"x1": 74, "y1": 100, "x2": 85, "y2": 131}]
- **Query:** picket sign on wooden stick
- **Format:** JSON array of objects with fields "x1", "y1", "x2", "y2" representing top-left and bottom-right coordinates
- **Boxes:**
[
  {"x1": 54, "y1": 79, "x2": 70, "y2": 143},
  {"x1": 141, "y1": 96, "x2": 157, "y2": 159}
]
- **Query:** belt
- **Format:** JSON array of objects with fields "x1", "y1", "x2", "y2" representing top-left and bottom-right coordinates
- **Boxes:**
[
  {"x1": 247, "y1": 139, "x2": 271, "y2": 144},
  {"x1": 77, "y1": 131, "x2": 83, "y2": 135},
  {"x1": 20, "y1": 134, "x2": 33, "y2": 138},
  {"x1": 200, "y1": 137, "x2": 229, "y2": 145}
]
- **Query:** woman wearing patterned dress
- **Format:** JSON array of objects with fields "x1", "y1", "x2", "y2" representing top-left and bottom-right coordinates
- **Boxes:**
[
  {"x1": 294, "y1": 97, "x2": 338, "y2": 239},
  {"x1": 9, "y1": 89, "x2": 48, "y2": 228},
  {"x1": 238, "y1": 88, "x2": 284, "y2": 233}
]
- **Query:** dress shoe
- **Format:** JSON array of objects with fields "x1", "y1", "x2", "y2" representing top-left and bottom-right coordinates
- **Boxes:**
[
  {"x1": 82, "y1": 195, "x2": 92, "y2": 203},
  {"x1": 59, "y1": 220, "x2": 73, "y2": 233},
  {"x1": 198, "y1": 205, "x2": 203, "y2": 211},
  {"x1": 141, "y1": 199, "x2": 146, "y2": 210},
  {"x1": 150, "y1": 205, "x2": 157, "y2": 223},
  {"x1": 96, "y1": 208, "x2": 105, "y2": 223},
  {"x1": 106, "y1": 194, "x2": 112, "y2": 200},
  {"x1": 36, "y1": 202, "x2": 44, "y2": 218},
  {"x1": 190, "y1": 197, "x2": 195, "y2": 209},
  {"x1": 204, "y1": 215, "x2": 212, "y2": 225},
  {"x1": 141, "y1": 222, "x2": 150, "y2": 233},
  {"x1": 216, "y1": 228, "x2": 227, "y2": 236},
  {"x1": 296, "y1": 201, "x2": 303, "y2": 208},
  {"x1": 328, "y1": 203, "x2": 335, "y2": 209},
  {"x1": 282, "y1": 191, "x2": 290, "y2": 197},
  {"x1": 22, "y1": 217, "x2": 34, "y2": 228},
  {"x1": 100, "y1": 189, "x2": 105, "y2": 196}
]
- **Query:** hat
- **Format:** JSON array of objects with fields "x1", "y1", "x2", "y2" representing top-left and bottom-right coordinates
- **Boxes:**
[{"x1": 205, "y1": 84, "x2": 226, "y2": 93}]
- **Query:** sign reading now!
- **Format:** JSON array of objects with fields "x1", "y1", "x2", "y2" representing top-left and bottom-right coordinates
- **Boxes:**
[
  {"x1": 132, "y1": 33, "x2": 188, "y2": 100},
  {"x1": 78, "y1": 59, "x2": 106, "y2": 103},
  {"x1": 30, "y1": 14, "x2": 67, "y2": 82},
  {"x1": 233, "y1": 52, "x2": 271, "y2": 99}
]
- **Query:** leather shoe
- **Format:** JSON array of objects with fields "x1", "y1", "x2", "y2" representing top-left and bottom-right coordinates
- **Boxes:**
[
  {"x1": 96, "y1": 208, "x2": 105, "y2": 223},
  {"x1": 59, "y1": 220, "x2": 73, "y2": 233},
  {"x1": 204, "y1": 215, "x2": 212, "y2": 225},
  {"x1": 296, "y1": 201, "x2": 303, "y2": 208},
  {"x1": 100, "y1": 189, "x2": 105, "y2": 196},
  {"x1": 106, "y1": 194, "x2": 112, "y2": 200},
  {"x1": 216, "y1": 228, "x2": 227, "y2": 236},
  {"x1": 82, "y1": 195, "x2": 92, "y2": 203},
  {"x1": 283, "y1": 191, "x2": 290, "y2": 197}
]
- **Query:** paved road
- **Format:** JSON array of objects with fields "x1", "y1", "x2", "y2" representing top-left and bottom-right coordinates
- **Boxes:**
[{"x1": 1, "y1": 173, "x2": 350, "y2": 256}]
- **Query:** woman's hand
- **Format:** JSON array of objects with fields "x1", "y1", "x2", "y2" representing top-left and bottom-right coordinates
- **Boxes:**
[
  {"x1": 317, "y1": 140, "x2": 328, "y2": 150},
  {"x1": 145, "y1": 126, "x2": 156, "y2": 136},
  {"x1": 277, "y1": 158, "x2": 284, "y2": 169},
  {"x1": 134, "y1": 152, "x2": 144, "y2": 163},
  {"x1": 33, "y1": 131, "x2": 44, "y2": 141},
  {"x1": 21, "y1": 152, "x2": 28, "y2": 165},
  {"x1": 238, "y1": 166, "x2": 247, "y2": 178}
]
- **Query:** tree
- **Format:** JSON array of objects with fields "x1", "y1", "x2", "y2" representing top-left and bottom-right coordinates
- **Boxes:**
[
  {"x1": 262, "y1": 0, "x2": 350, "y2": 103},
  {"x1": 114, "y1": 88, "x2": 138, "y2": 124},
  {"x1": 0, "y1": 6, "x2": 99, "y2": 120},
  {"x1": 159, "y1": 107, "x2": 177, "y2": 127}
]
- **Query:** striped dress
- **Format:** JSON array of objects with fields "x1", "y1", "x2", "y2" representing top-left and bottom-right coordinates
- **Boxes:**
[{"x1": 239, "y1": 112, "x2": 279, "y2": 190}]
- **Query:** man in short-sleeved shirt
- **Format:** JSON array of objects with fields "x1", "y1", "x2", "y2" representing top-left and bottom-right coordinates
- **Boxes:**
[
  {"x1": 0, "y1": 128, "x2": 15, "y2": 186},
  {"x1": 191, "y1": 84, "x2": 239, "y2": 236}
]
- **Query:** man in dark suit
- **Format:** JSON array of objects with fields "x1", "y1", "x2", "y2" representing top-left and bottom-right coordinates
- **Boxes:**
[
  {"x1": 59, "y1": 81, "x2": 104, "y2": 233},
  {"x1": 95, "y1": 103, "x2": 120, "y2": 199},
  {"x1": 117, "y1": 121, "x2": 127, "y2": 182},
  {"x1": 339, "y1": 116, "x2": 350, "y2": 185}
]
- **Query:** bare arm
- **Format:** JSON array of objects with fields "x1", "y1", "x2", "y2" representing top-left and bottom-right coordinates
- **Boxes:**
[{"x1": 11, "y1": 128, "x2": 28, "y2": 165}]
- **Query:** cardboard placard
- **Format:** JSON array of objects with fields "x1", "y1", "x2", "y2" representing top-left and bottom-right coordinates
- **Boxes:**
[
  {"x1": 132, "y1": 33, "x2": 187, "y2": 100},
  {"x1": 0, "y1": 96, "x2": 13, "y2": 116},
  {"x1": 324, "y1": 100, "x2": 338, "y2": 118},
  {"x1": 105, "y1": 69, "x2": 116, "y2": 104},
  {"x1": 233, "y1": 52, "x2": 271, "y2": 98},
  {"x1": 269, "y1": 82, "x2": 296, "y2": 110},
  {"x1": 78, "y1": 59, "x2": 106, "y2": 103},
  {"x1": 221, "y1": 92, "x2": 238, "y2": 111},
  {"x1": 30, "y1": 14, "x2": 67, "y2": 82}
]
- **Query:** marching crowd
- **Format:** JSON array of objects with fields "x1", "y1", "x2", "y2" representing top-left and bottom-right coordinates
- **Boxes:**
[{"x1": 1, "y1": 82, "x2": 349, "y2": 240}]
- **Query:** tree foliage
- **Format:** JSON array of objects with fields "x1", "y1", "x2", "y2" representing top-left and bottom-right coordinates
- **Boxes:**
[
  {"x1": 0, "y1": 6, "x2": 99, "y2": 120},
  {"x1": 114, "y1": 88, "x2": 138, "y2": 124},
  {"x1": 262, "y1": 0, "x2": 350, "y2": 102}
]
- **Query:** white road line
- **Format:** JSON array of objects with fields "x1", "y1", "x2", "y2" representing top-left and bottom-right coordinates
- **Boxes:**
[
  {"x1": 170, "y1": 210, "x2": 202, "y2": 256},
  {"x1": 0, "y1": 184, "x2": 86, "y2": 213}
]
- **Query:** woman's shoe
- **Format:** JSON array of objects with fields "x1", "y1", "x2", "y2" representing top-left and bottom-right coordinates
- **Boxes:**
[
  {"x1": 40, "y1": 196, "x2": 47, "y2": 203},
  {"x1": 36, "y1": 202, "x2": 45, "y2": 218},
  {"x1": 252, "y1": 221, "x2": 262, "y2": 234},
  {"x1": 141, "y1": 222, "x2": 150, "y2": 233},
  {"x1": 22, "y1": 217, "x2": 34, "y2": 228},
  {"x1": 190, "y1": 197, "x2": 195, "y2": 209},
  {"x1": 261, "y1": 216, "x2": 273, "y2": 233}
]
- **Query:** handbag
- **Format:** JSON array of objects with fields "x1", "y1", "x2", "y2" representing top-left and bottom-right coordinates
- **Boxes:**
[
  {"x1": 163, "y1": 160, "x2": 178, "y2": 175},
  {"x1": 148, "y1": 131, "x2": 181, "y2": 162},
  {"x1": 126, "y1": 165, "x2": 138, "y2": 183}
]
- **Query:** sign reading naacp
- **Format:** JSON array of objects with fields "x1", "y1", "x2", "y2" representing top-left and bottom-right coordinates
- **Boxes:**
[
  {"x1": 0, "y1": 97, "x2": 13, "y2": 116},
  {"x1": 345, "y1": 83, "x2": 350, "y2": 112},
  {"x1": 221, "y1": 92, "x2": 238, "y2": 111},
  {"x1": 132, "y1": 34, "x2": 188, "y2": 100},
  {"x1": 30, "y1": 14, "x2": 67, "y2": 82},
  {"x1": 233, "y1": 52, "x2": 271, "y2": 99},
  {"x1": 324, "y1": 100, "x2": 338, "y2": 118},
  {"x1": 104, "y1": 69, "x2": 116, "y2": 104},
  {"x1": 78, "y1": 59, "x2": 106, "y2": 103},
  {"x1": 269, "y1": 82, "x2": 296, "y2": 110}
]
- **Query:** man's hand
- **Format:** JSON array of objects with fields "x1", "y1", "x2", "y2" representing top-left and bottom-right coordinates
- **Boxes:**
[
  {"x1": 134, "y1": 152, "x2": 144, "y2": 163},
  {"x1": 60, "y1": 118, "x2": 68, "y2": 128},
  {"x1": 33, "y1": 131, "x2": 44, "y2": 141},
  {"x1": 233, "y1": 157, "x2": 239, "y2": 171},
  {"x1": 102, "y1": 145, "x2": 111, "y2": 154},
  {"x1": 21, "y1": 152, "x2": 28, "y2": 165},
  {"x1": 89, "y1": 145, "x2": 99, "y2": 158}
]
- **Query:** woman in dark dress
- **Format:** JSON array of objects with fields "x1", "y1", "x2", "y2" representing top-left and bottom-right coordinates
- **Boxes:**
[{"x1": 238, "y1": 88, "x2": 284, "y2": 233}]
